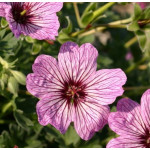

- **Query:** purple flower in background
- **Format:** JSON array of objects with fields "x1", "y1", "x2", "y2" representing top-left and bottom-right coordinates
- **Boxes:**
[
  {"x1": 26, "y1": 42, "x2": 127, "y2": 140},
  {"x1": 137, "y1": 2, "x2": 150, "y2": 9},
  {"x1": 125, "y1": 51, "x2": 133, "y2": 61},
  {"x1": 107, "y1": 89, "x2": 150, "y2": 148},
  {"x1": 0, "y1": 2, "x2": 63, "y2": 40}
]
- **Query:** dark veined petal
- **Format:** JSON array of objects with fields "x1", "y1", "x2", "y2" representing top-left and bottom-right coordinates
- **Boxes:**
[
  {"x1": 107, "y1": 136, "x2": 144, "y2": 148},
  {"x1": 85, "y1": 69, "x2": 127, "y2": 105},
  {"x1": 141, "y1": 89, "x2": 150, "y2": 129},
  {"x1": 26, "y1": 55, "x2": 65, "y2": 99},
  {"x1": 58, "y1": 42, "x2": 98, "y2": 83},
  {"x1": 36, "y1": 95, "x2": 74, "y2": 134},
  {"x1": 108, "y1": 98, "x2": 146, "y2": 137},
  {"x1": 73, "y1": 100, "x2": 110, "y2": 140},
  {"x1": 25, "y1": 2, "x2": 63, "y2": 14}
]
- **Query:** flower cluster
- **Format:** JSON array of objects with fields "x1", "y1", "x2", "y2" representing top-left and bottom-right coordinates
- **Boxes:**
[{"x1": 1, "y1": 2, "x2": 150, "y2": 148}]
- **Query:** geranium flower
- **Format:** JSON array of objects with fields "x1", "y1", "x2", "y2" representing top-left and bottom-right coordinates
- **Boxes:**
[
  {"x1": 107, "y1": 89, "x2": 150, "y2": 148},
  {"x1": 26, "y1": 42, "x2": 127, "y2": 140},
  {"x1": 0, "y1": 2, "x2": 63, "y2": 40}
]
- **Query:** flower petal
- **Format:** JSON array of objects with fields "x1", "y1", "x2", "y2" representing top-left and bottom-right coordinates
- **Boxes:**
[
  {"x1": 25, "y1": 2, "x2": 63, "y2": 14},
  {"x1": 141, "y1": 89, "x2": 150, "y2": 130},
  {"x1": 0, "y1": 2, "x2": 10, "y2": 17},
  {"x1": 36, "y1": 95, "x2": 74, "y2": 134},
  {"x1": 108, "y1": 98, "x2": 146, "y2": 137},
  {"x1": 26, "y1": 55, "x2": 64, "y2": 98},
  {"x1": 85, "y1": 69, "x2": 127, "y2": 105},
  {"x1": 58, "y1": 42, "x2": 98, "y2": 83},
  {"x1": 107, "y1": 136, "x2": 144, "y2": 148},
  {"x1": 73, "y1": 100, "x2": 110, "y2": 140}
]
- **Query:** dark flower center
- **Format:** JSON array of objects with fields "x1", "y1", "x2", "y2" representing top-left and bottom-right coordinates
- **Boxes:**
[
  {"x1": 141, "y1": 129, "x2": 150, "y2": 148},
  {"x1": 145, "y1": 136, "x2": 150, "y2": 148},
  {"x1": 61, "y1": 80, "x2": 86, "y2": 105},
  {"x1": 11, "y1": 3, "x2": 32, "y2": 24}
]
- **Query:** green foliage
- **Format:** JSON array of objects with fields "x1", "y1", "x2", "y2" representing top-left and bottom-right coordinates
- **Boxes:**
[
  {"x1": 58, "y1": 16, "x2": 75, "y2": 44},
  {"x1": 1, "y1": 18, "x2": 8, "y2": 28},
  {"x1": 81, "y1": 3, "x2": 97, "y2": 26},
  {"x1": 128, "y1": 4, "x2": 150, "y2": 54}
]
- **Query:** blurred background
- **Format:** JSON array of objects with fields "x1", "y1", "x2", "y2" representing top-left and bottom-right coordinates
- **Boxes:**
[{"x1": 0, "y1": 2, "x2": 150, "y2": 148}]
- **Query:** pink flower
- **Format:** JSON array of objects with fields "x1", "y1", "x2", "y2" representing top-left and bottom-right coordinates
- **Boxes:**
[
  {"x1": 137, "y1": 2, "x2": 150, "y2": 9},
  {"x1": 0, "y1": 2, "x2": 63, "y2": 40},
  {"x1": 107, "y1": 89, "x2": 150, "y2": 148},
  {"x1": 26, "y1": 42, "x2": 127, "y2": 140}
]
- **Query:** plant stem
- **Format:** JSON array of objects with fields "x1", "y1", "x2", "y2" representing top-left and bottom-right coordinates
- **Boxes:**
[
  {"x1": 71, "y1": 17, "x2": 132, "y2": 37},
  {"x1": 124, "y1": 36, "x2": 137, "y2": 48},
  {"x1": 124, "y1": 86, "x2": 150, "y2": 91},
  {"x1": 0, "y1": 119, "x2": 15, "y2": 124},
  {"x1": 93, "y1": 2, "x2": 115, "y2": 21},
  {"x1": 73, "y1": 2, "x2": 84, "y2": 28},
  {"x1": 125, "y1": 56, "x2": 148, "y2": 73}
]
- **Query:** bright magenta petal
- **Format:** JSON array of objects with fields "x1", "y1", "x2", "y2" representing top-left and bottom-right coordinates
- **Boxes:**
[
  {"x1": 108, "y1": 98, "x2": 146, "y2": 136},
  {"x1": 86, "y1": 69, "x2": 127, "y2": 105},
  {"x1": 107, "y1": 136, "x2": 144, "y2": 148},
  {"x1": 74, "y1": 101, "x2": 109, "y2": 140},
  {"x1": 141, "y1": 89, "x2": 150, "y2": 129},
  {"x1": 36, "y1": 95, "x2": 74, "y2": 134},
  {"x1": 58, "y1": 42, "x2": 98, "y2": 82}
]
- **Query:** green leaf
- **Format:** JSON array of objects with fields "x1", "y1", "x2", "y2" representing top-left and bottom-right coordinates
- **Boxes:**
[
  {"x1": 61, "y1": 16, "x2": 72, "y2": 34},
  {"x1": 133, "y1": 3, "x2": 142, "y2": 20},
  {"x1": 57, "y1": 16, "x2": 75, "y2": 44},
  {"x1": 78, "y1": 34, "x2": 95, "y2": 45},
  {"x1": 82, "y1": 2, "x2": 97, "y2": 15},
  {"x1": 58, "y1": 32, "x2": 75, "y2": 44},
  {"x1": 3, "y1": 32, "x2": 13, "y2": 41},
  {"x1": 0, "y1": 73, "x2": 8, "y2": 90},
  {"x1": 0, "y1": 29, "x2": 6, "y2": 39},
  {"x1": 14, "y1": 109, "x2": 34, "y2": 129},
  {"x1": 25, "y1": 36, "x2": 35, "y2": 43},
  {"x1": 136, "y1": 30, "x2": 146, "y2": 50},
  {"x1": 81, "y1": 10, "x2": 94, "y2": 26},
  {"x1": 63, "y1": 125, "x2": 80, "y2": 146},
  {"x1": 7, "y1": 76, "x2": 18, "y2": 95},
  {"x1": 136, "y1": 30, "x2": 150, "y2": 54},
  {"x1": 1, "y1": 18, "x2": 8, "y2": 28},
  {"x1": 81, "y1": 3, "x2": 98, "y2": 26},
  {"x1": 0, "y1": 131, "x2": 12, "y2": 148},
  {"x1": 141, "y1": 7, "x2": 150, "y2": 19},
  {"x1": 10, "y1": 70, "x2": 26, "y2": 85},
  {"x1": 127, "y1": 21, "x2": 140, "y2": 31},
  {"x1": 32, "y1": 43, "x2": 42, "y2": 55}
]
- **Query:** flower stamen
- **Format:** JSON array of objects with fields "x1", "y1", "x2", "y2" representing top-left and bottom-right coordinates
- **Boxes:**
[{"x1": 20, "y1": 9, "x2": 27, "y2": 16}]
